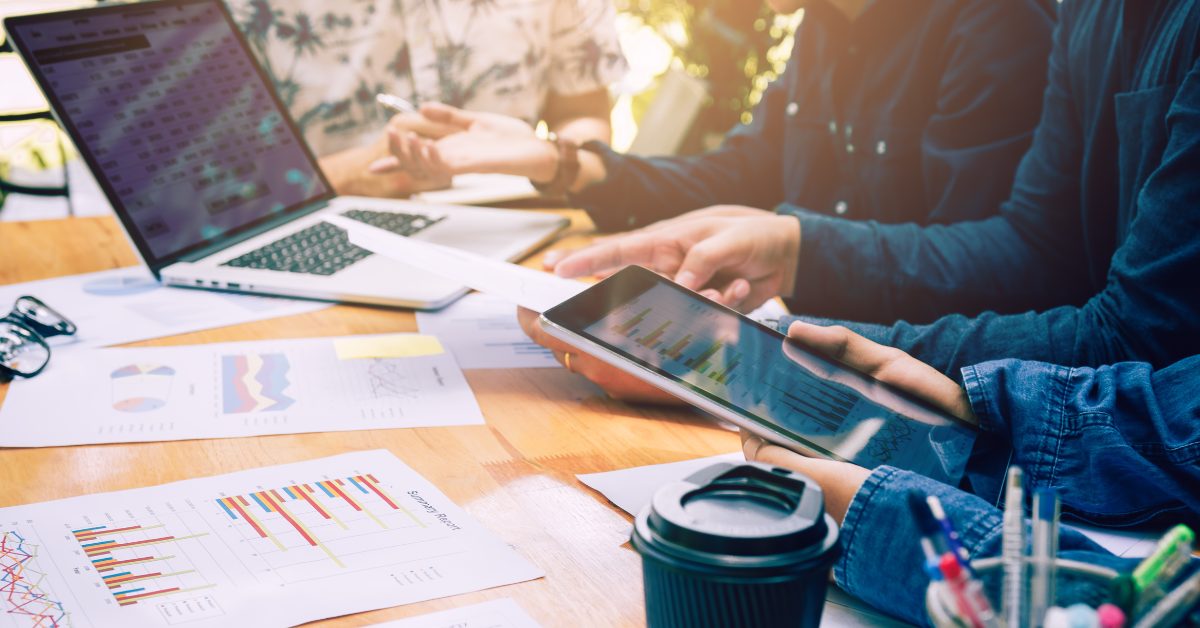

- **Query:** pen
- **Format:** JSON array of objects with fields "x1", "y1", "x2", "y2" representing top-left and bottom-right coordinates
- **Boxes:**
[
  {"x1": 1030, "y1": 488, "x2": 1060, "y2": 626},
  {"x1": 1002, "y1": 466, "x2": 1025, "y2": 628},
  {"x1": 928, "y1": 495, "x2": 974, "y2": 573},
  {"x1": 1132, "y1": 524, "x2": 1194, "y2": 610},
  {"x1": 376, "y1": 92, "x2": 418, "y2": 115},
  {"x1": 939, "y1": 552, "x2": 988, "y2": 628},
  {"x1": 1131, "y1": 569, "x2": 1200, "y2": 628},
  {"x1": 911, "y1": 493, "x2": 948, "y2": 579}
]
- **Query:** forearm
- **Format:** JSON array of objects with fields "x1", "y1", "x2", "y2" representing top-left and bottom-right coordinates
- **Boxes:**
[
  {"x1": 836, "y1": 466, "x2": 1127, "y2": 625},
  {"x1": 962, "y1": 356, "x2": 1200, "y2": 526},
  {"x1": 781, "y1": 212, "x2": 1087, "y2": 325}
]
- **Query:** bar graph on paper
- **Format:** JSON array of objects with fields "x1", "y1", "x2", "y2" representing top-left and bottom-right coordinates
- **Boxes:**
[
  {"x1": 213, "y1": 473, "x2": 436, "y2": 585},
  {"x1": 70, "y1": 521, "x2": 215, "y2": 608}
]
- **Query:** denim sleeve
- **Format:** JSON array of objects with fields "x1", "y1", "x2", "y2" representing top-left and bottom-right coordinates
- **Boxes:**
[
  {"x1": 569, "y1": 73, "x2": 788, "y2": 232},
  {"x1": 962, "y1": 356, "x2": 1200, "y2": 527},
  {"x1": 835, "y1": 466, "x2": 1129, "y2": 626}
]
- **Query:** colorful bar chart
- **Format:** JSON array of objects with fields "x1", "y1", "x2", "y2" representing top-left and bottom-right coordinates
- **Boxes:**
[
  {"x1": 216, "y1": 473, "x2": 420, "y2": 569},
  {"x1": 613, "y1": 308, "x2": 651, "y2": 336},
  {"x1": 72, "y1": 523, "x2": 211, "y2": 606}
]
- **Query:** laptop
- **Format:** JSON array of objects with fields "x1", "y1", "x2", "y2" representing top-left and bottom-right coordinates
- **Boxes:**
[{"x1": 3, "y1": 0, "x2": 568, "y2": 309}]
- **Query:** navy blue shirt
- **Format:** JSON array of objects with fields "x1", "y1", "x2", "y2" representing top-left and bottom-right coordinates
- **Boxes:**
[
  {"x1": 783, "y1": 0, "x2": 1200, "y2": 376},
  {"x1": 574, "y1": 0, "x2": 1054, "y2": 232}
]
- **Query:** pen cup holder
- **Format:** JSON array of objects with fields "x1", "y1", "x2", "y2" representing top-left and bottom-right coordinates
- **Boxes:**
[{"x1": 926, "y1": 556, "x2": 1120, "y2": 627}]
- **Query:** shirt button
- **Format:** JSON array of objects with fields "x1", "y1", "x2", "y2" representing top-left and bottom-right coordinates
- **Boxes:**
[
  {"x1": 828, "y1": 120, "x2": 838, "y2": 134},
  {"x1": 876, "y1": 141, "x2": 887, "y2": 155},
  {"x1": 835, "y1": 201, "x2": 848, "y2": 215},
  {"x1": 786, "y1": 102, "x2": 799, "y2": 116},
  {"x1": 626, "y1": 216, "x2": 637, "y2": 227},
  {"x1": 846, "y1": 143, "x2": 855, "y2": 153}
]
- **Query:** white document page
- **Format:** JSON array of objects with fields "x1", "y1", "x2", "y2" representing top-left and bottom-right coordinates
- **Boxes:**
[
  {"x1": 416, "y1": 294, "x2": 559, "y2": 369},
  {"x1": 367, "y1": 599, "x2": 541, "y2": 628},
  {"x1": 0, "y1": 334, "x2": 483, "y2": 447},
  {"x1": 0, "y1": 450, "x2": 542, "y2": 628},
  {"x1": 0, "y1": 267, "x2": 328, "y2": 350},
  {"x1": 326, "y1": 215, "x2": 586, "y2": 313},
  {"x1": 413, "y1": 174, "x2": 539, "y2": 206},
  {"x1": 577, "y1": 454, "x2": 910, "y2": 628}
]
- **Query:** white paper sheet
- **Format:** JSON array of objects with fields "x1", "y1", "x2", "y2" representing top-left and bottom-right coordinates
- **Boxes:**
[
  {"x1": 412, "y1": 174, "x2": 539, "y2": 206},
  {"x1": 1070, "y1": 524, "x2": 1161, "y2": 558},
  {"x1": 327, "y1": 215, "x2": 585, "y2": 312},
  {"x1": 0, "y1": 267, "x2": 328, "y2": 350},
  {"x1": 577, "y1": 454, "x2": 912, "y2": 628},
  {"x1": 0, "y1": 334, "x2": 483, "y2": 446},
  {"x1": 416, "y1": 294, "x2": 559, "y2": 369},
  {"x1": 0, "y1": 450, "x2": 542, "y2": 628},
  {"x1": 367, "y1": 599, "x2": 541, "y2": 628}
]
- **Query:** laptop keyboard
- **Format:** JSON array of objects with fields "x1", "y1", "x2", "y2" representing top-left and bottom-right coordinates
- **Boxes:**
[{"x1": 222, "y1": 209, "x2": 443, "y2": 276}]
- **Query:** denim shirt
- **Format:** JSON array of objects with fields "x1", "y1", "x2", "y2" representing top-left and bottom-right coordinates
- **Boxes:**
[
  {"x1": 572, "y1": 0, "x2": 1053, "y2": 232},
  {"x1": 834, "y1": 356, "x2": 1200, "y2": 624},
  {"x1": 779, "y1": 0, "x2": 1200, "y2": 377}
]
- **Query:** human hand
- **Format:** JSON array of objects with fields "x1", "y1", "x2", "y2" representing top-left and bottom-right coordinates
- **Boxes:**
[
  {"x1": 368, "y1": 105, "x2": 556, "y2": 184},
  {"x1": 741, "y1": 432, "x2": 870, "y2": 525},
  {"x1": 542, "y1": 206, "x2": 775, "y2": 271},
  {"x1": 551, "y1": 212, "x2": 802, "y2": 311},
  {"x1": 516, "y1": 307, "x2": 682, "y2": 404},
  {"x1": 786, "y1": 321, "x2": 975, "y2": 423}
]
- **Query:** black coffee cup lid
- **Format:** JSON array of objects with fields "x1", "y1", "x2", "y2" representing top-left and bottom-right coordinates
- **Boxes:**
[{"x1": 637, "y1": 462, "x2": 837, "y2": 568}]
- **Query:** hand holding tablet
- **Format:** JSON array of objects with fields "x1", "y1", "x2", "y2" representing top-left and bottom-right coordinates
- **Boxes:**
[{"x1": 540, "y1": 266, "x2": 980, "y2": 484}]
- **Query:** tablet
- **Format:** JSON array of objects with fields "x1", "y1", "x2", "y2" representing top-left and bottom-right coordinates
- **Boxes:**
[{"x1": 540, "y1": 266, "x2": 978, "y2": 485}]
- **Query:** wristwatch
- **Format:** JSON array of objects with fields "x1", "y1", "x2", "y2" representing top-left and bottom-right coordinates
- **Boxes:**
[{"x1": 532, "y1": 132, "x2": 581, "y2": 198}]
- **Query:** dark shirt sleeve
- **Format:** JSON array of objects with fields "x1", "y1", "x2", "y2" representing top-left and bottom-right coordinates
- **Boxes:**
[
  {"x1": 786, "y1": 28, "x2": 1200, "y2": 375},
  {"x1": 962, "y1": 356, "x2": 1200, "y2": 527},
  {"x1": 570, "y1": 77, "x2": 787, "y2": 232},
  {"x1": 835, "y1": 466, "x2": 1130, "y2": 625}
]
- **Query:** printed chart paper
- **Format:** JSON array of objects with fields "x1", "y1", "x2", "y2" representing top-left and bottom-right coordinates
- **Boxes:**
[
  {"x1": 0, "y1": 267, "x2": 328, "y2": 350},
  {"x1": 0, "y1": 450, "x2": 542, "y2": 628},
  {"x1": 416, "y1": 294, "x2": 559, "y2": 369},
  {"x1": 577, "y1": 454, "x2": 909, "y2": 628},
  {"x1": 367, "y1": 598, "x2": 541, "y2": 628},
  {"x1": 0, "y1": 335, "x2": 483, "y2": 446}
]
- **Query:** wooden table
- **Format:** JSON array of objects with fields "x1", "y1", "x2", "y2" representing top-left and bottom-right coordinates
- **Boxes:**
[{"x1": 0, "y1": 213, "x2": 742, "y2": 627}]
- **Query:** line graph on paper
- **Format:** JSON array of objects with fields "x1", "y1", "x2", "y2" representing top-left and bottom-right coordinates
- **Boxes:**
[
  {"x1": 1, "y1": 530, "x2": 71, "y2": 627},
  {"x1": 212, "y1": 472, "x2": 453, "y2": 587}
]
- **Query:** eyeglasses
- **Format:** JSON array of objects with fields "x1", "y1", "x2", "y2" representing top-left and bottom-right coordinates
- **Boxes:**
[{"x1": 0, "y1": 296, "x2": 77, "y2": 381}]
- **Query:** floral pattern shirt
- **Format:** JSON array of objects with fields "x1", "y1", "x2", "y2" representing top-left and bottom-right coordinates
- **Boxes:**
[{"x1": 226, "y1": 0, "x2": 627, "y2": 157}]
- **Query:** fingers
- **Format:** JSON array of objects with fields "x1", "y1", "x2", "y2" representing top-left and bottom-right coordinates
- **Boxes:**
[
  {"x1": 786, "y1": 322, "x2": 899, "y2": 375},
  {"x1": 674, "y1": 232, "x2": 743, "y2": 292},
  {"x1": 419, "y1": 102, "x2": 477, "y2": 130},
  {"x1": 553, "y1": 233, "x2": 662, "y2": 278},
  {"x1": 786, "y1": 321, "x2": 975, "y2": 421},
  {"x1": 516, "y1": 306, "x2": 579, "y2": 354}
]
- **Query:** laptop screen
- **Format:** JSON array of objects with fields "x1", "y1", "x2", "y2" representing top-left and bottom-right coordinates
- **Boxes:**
[{"x1": 5, "y1": 0, "x2": 333, "y2": 268}]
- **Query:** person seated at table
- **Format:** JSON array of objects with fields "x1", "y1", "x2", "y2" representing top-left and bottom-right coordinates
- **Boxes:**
[
  {"x1": 226, "y1": 0, "x2": 627, "y2": 197},
  {"x1": 741, "y1": 321, "x2": 1200, "y2": 625},
  {"x1": 514, "y1": 0, "x2": 1200, "y2": 406},
  {"x1": 369, "y1": 0, "x2": 1055, "y2": 229}
]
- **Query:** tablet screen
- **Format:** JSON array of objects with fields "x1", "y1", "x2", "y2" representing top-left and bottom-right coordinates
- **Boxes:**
[{"x1": 546, "y1": 267, "x2": 977, "y2": 484}]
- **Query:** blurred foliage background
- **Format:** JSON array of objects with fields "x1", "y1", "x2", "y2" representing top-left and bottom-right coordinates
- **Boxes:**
[{"x1": 614, "y1": 0, "x2": 799, "y2": 153}]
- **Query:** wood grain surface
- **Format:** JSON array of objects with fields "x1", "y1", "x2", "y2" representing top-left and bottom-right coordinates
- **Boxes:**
[{"x1": 0, "y1": 212, "x2": 742, "y2": 627}]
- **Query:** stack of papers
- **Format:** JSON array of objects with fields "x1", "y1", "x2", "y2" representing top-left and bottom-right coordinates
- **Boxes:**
[{"x1": 417, "y1": 293, "x2": 559, "y2": 369}]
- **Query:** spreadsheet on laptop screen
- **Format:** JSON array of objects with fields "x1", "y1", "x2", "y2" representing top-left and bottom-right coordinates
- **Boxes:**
[{"x1": 7, "y1": 0, "x2": 329, "y2": 263}]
